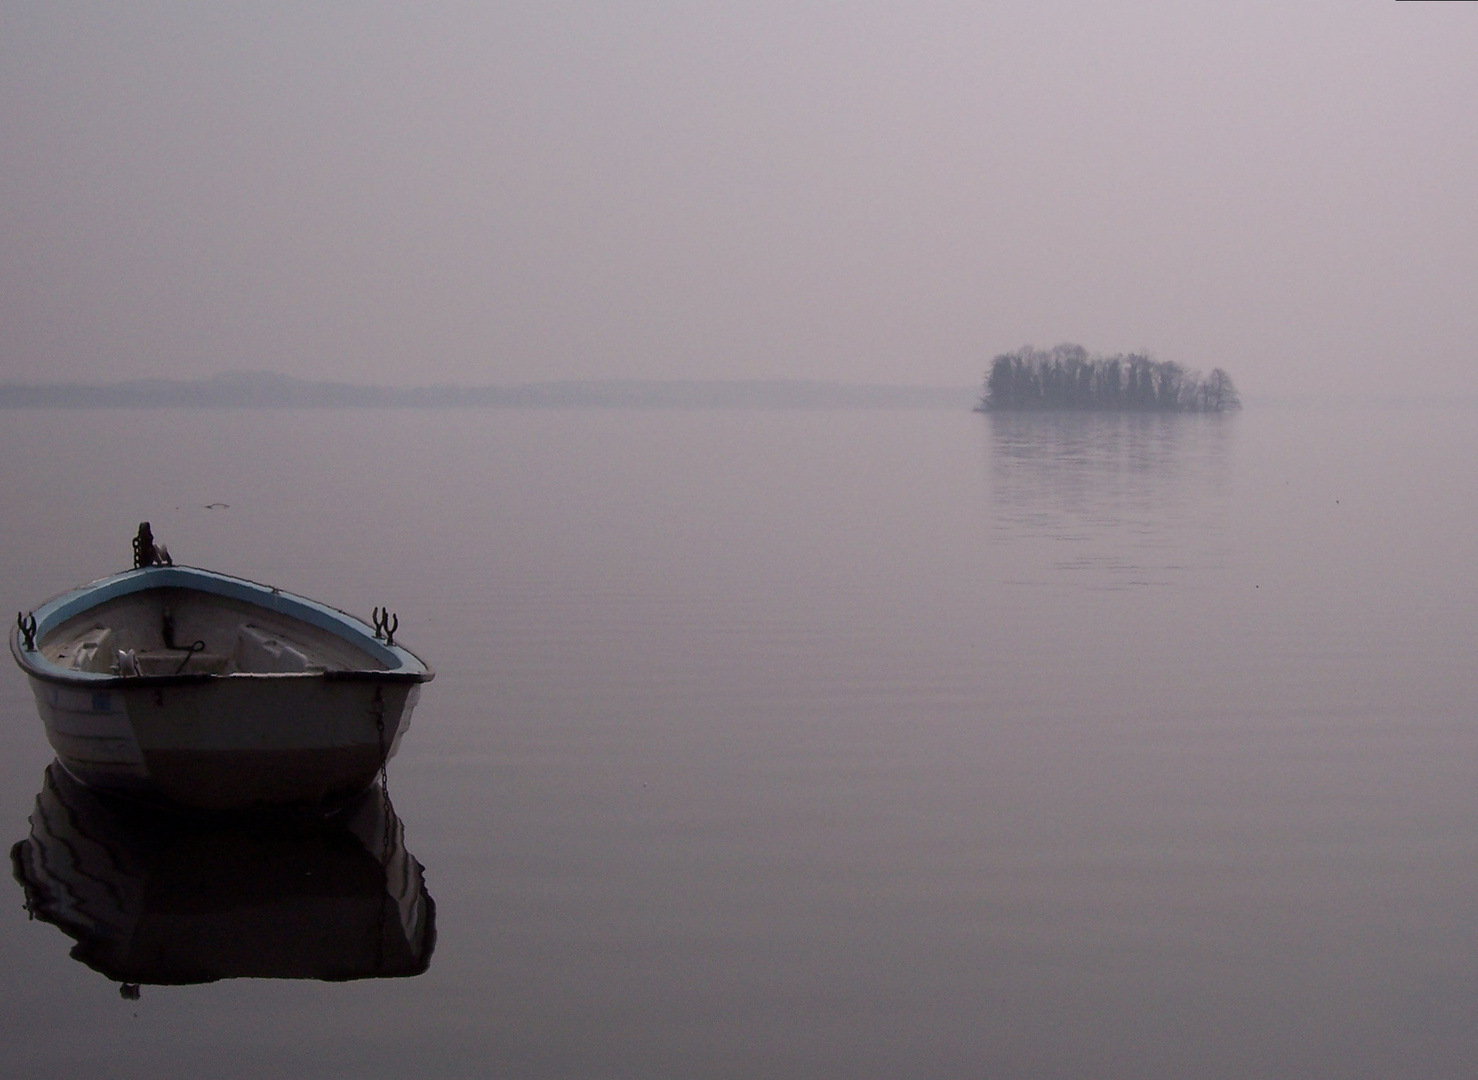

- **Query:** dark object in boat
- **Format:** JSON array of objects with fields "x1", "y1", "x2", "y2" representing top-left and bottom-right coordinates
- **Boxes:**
[{"x1": 132, "y1": 521, "x2": 171, "y2": 568}]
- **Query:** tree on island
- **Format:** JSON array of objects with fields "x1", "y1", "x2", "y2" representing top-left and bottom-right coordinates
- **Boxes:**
[{"x1": 978, "y1": 345, "x2": 1240, "y2": 412}]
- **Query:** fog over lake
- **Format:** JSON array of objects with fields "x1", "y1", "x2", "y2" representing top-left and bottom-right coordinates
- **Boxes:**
[
  {"x1": 4, "y1": 4, "x2": 1478, "y2": 398},
  {"x1": 2, "y1": 402, "x2": 1477, "y2": 1078},
  {"x1": 5, "y1": 2, "x2": 1478, "y2": 1075}
]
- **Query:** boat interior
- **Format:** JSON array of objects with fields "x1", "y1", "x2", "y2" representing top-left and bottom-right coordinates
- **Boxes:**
[{"x1": 40, "y1": 588, "x2": 387, "y2": 677}]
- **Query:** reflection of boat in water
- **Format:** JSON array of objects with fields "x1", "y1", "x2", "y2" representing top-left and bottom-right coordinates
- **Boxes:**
[
  {"x1": 10, "y1": 762, "x2": 435, "y2": 988},
  {"x1": 9, "y1": 525, "x2": 433, "y2": 811}
]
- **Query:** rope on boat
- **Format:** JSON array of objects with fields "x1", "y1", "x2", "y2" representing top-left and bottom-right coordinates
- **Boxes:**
[
  {"x1": 161, "y1": 610, "x2": 206, "y2": 673},
  {"x1": 170, "y1": 640, "x2": 207, "y2": 675}
]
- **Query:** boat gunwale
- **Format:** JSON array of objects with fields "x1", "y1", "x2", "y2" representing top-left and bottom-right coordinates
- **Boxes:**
[{"x1": 10, "y1": 565, "x2": 434, "y2": 687}]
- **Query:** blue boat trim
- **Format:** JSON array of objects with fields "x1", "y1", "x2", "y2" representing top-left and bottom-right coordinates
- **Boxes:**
[{"x1": 10, "y1": 565, "x2": 433, "y2": 686}]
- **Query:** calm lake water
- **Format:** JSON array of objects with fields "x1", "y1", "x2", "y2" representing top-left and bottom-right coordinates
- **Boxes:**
[{"x1": 2, "y1": 402, "x2": 1477, "y2": 1078}]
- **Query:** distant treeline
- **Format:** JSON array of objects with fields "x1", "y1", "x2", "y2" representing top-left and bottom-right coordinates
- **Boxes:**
[
  {"x1": 979, "y1": 345, "x2": 1240, "y2": 412},
  {"x1": 0, "y1": 372, "x2": 976, "y2": 410}
]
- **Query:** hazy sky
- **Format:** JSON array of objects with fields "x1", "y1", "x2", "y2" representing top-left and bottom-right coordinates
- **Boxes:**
[{"x1": 2, "y1": 2, "x2": 1475, "y2": 395}]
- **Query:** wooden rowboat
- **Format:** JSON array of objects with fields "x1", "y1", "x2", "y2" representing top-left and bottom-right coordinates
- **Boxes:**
[{"x1": 10, "y1": 527, "x2": 433, "y2": 811}]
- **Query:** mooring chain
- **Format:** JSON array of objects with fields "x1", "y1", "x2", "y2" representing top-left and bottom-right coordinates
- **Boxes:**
[
  {"x1": 370, "y1": 684, "x2": 393, "y2": 861},
  {"x1": 16, "y1": 612, "x2": 36, "y2": 651},
  {"x1": 371, "y1": 606, "x2": 399, "y2": 646},
  {"x1": 374, "y1": 691, "x2": 393, "y2": 975},
  {"x1": 131, "y1": 522, "x2": 172, "y2": 569}
]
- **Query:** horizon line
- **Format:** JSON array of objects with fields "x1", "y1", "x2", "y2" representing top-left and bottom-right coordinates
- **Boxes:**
[{"x1": 0, "y1": 373, "x2": 980, "y2": 410}]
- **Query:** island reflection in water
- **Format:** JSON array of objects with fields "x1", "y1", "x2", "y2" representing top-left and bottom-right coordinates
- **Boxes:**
[
  {"x1": 10, "y1": 763, "x2": 435, "y2": 992},
  {"x1": 987, "y1": 411, "x2": 1235, "y2": 588}
]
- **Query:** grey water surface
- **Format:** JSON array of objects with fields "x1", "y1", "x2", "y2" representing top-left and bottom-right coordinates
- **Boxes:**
[{"x1": 2, "y1": 404, "x2": 1476, "y2": 1079}]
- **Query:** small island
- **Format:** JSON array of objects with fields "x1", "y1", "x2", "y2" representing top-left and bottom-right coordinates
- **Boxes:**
[{"x1": 978, "y1": 345, "x2": 1240, "y2": 413}]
